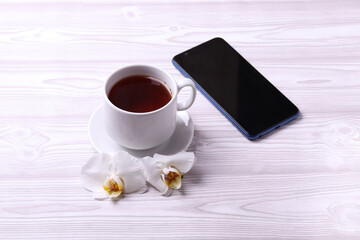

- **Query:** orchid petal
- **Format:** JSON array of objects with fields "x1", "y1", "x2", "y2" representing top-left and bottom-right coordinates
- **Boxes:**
[
  {"x1": 162, "y1": 187, "x2": 173, "y2": 197},
  {"x1": 92, "y1": 191, "x2": 108, "y2": 200},
  {"x1": 142, "y1": 157, "x2": 168, "y2": 193},
  {"x1": 121, "y1": 173, "x2": 147, "y2": 194},
  {"x1": 112, "y1": 151, "x2": 146, "y2": 193},
  {"x1": 81, "y1": 153, "x2": 112, "y2": 192},
  {"x1": 154, "y1": 152, "x2": 196, "y2": 174},
  {"x1": 109, "y1": 190, "x2": 122, "y2": 198}
]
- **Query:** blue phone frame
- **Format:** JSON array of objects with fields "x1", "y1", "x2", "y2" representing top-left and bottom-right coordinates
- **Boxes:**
[{"x1": 172, "y1": 60, "x2": 300, "y2": 140}]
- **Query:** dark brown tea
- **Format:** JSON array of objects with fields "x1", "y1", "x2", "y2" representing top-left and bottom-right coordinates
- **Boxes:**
[{"x1": 108, "y1": 75, "x2": 172, "y2": 113}]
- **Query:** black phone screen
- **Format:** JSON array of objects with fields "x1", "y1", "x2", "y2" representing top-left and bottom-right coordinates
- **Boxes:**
[{"x1": 173, "y1": 37, "x2": 299, "y2": 139}]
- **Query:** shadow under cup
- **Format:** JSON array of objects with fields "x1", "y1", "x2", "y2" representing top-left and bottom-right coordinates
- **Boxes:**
[{"x1": 103, "y1": 65, "x2": 179, "y2": 150}]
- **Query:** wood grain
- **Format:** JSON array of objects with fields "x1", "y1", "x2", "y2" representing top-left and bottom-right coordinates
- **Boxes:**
[{"x1": 0, "y1": 0, "x2": 360, "y2": 239}]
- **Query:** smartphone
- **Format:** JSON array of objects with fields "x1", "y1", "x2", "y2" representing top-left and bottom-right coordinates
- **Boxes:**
[{"x1": 172, "y1": 37, "x2": 300, "y2": 140}]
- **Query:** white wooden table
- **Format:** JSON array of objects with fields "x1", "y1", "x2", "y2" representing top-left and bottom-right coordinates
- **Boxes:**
[{"x1": 1, "y1": 0, "x2": 360, "y2": 239}]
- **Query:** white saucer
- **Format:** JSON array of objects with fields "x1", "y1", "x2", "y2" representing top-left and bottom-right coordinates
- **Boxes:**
[{"x1": 88, "y1": 105, "x2": 194, "y2": 158}]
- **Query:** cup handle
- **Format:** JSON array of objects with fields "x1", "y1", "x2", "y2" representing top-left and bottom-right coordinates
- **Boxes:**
[{"x1": 176, "y1": 78, "x2": 197, "y2": 111}]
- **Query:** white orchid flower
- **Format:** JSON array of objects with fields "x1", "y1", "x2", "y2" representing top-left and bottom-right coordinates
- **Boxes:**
[
  {"x1": 81, "y1": 151, "x2": 146, "y2": 200},
  {"x1": 142, "y1": 152, "x2": 196, "y2": 196}
]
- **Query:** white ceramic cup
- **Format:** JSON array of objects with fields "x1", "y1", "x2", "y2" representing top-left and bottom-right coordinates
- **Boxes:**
[{"x1": 103, "y1": 65, "x2": 196, "y2": 150}]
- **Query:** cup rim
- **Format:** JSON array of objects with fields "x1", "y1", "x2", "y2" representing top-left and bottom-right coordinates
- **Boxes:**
[{"x1": 104, "y1": 64, "x2": 178, "y2": 116}]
